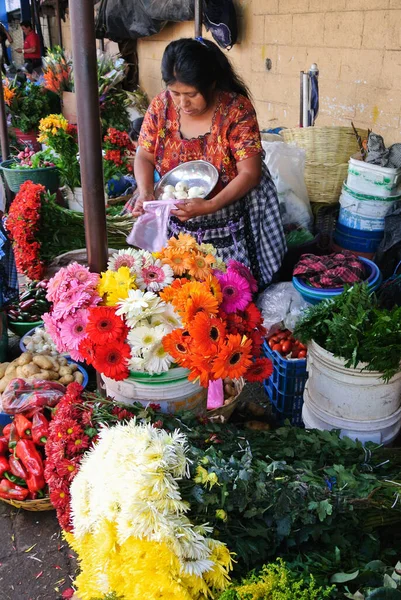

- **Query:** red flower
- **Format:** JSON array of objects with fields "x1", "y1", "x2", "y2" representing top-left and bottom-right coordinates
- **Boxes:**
[
  {"x1": 93, "y1": 341, "x2": 130, "y2": 381},
  {"x1": 86, "y1": 306, "x2": 128, "y2": 345},
  {"x1": 250, "y1": 329, "x2": 264, "y2": 357},
  {"x1": 66, "y1": 435, "x2": 91, "y2": 456},
  {"x1": 239, "y1": 303, "x2": 263, "y2": 330},
  {"x1": 78, "y1": 337, "x2": 96, "y2": 364},
  {"x1": 50, "y1": 486, "x2": 69, "y2": 510},
  {"x1": 105, "y1": 149, "x2": 123, "y2": 166},
  {"x1": 111, "y1": 406, "x2": 134, "y2": 421},
  {"x1": 245, "y1": 358, "x2": 273, "y2": 382},
  {"x1": 56, "y1": 458, "x2": 80, "y2": 480}
]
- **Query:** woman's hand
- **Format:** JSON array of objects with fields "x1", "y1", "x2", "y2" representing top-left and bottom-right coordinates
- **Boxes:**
[
  {"x1": 132, "y1": 190, "x2": 154, "y2": 217},
  {"x1": 15, "y1": 48, "x2": 22, "y2": 53},
  {"x1": 171, "y1": 198, "x2": 212, "y2": 222}
]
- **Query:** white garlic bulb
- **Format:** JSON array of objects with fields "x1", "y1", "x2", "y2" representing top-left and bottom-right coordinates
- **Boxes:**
[
  {"x1": 163, "y1": 184, "x2": 175, "y2": 194},
  {"x1": 175, "y1": 181, "x2": 188, "y2": 192},
  {"x1": 161, "y1": 191, "x2": 173, "y2": 200},
  {"x1": 174, "y1": 191, "x2": 188, "y2": 200},
  {"x1": 198, "y1": 186, "x2": 205, "y2": 197}
]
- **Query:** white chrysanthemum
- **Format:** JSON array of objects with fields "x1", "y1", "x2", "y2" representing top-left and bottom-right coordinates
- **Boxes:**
[
  {"x1": 116, "y1": 289, "x2": 166, "y2": 327},
  {"x1": 135, "y1": 259, "x2": 174, "y2": 292},
  {"x1": 142, "y1": 342, "x2": 173, "y2": 375},
  {"x1": 107, "y1": 248, "x2": 145, "y2": 273}
]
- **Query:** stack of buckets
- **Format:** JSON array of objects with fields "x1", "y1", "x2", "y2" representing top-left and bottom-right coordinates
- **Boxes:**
[{"x1": 333, "y1": 155, "x2": 401, "y2": 258}]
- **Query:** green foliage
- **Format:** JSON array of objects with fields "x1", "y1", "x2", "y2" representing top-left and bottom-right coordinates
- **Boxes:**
[
  {"x1": 10, "y1": 84, "x2": 51, "y2": 133},
  {"x1": 100, "y1": 90, "x2": 131, "y2": 134},
  {"x1": 293, "y1": 284, "x2": 401, "y2": 381},
  {"x1": 218, "y1": 559, "x2": 334, "y2": 599}
]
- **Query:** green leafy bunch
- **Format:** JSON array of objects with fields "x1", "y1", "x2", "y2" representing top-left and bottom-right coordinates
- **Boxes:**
[
  {"x1": 10, "y1": 83, "x2": 51, "y2": 133},
  {"x1": 294, "y1": 284, "x2": 401, "y2": 381},
  {"x1": 218, "y1": 559, "x2": 334, "y2": 599}
]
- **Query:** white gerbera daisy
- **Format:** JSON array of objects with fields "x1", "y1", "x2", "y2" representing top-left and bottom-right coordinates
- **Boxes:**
[
  {"x1": 107, "y1": 248, "x2": 143, "y2": 273},
  {"x1": 136, "y1": 259, "x2": 174, "y2": 292},
  {"x1": 156, "y1": 305, "x2": 182, "y2": 331},
  {"x1": 128, "y1": 324, "x2": 167, "y2": 354},
  {"x1": 143, "y1": 342, "x2": 173, "y2": 375},
  {"x1": 116, "y1": 289, "x2": 166, "y2": 327},
  {"x1": 128, "y1": 355, "x2": 146, "y2": 372}
]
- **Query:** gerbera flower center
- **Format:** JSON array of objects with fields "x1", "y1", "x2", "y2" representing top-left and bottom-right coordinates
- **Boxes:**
[
  {"x1": 229, "y1": 352, "x2": 241, "y2": 365},
  {"x1": 173, "y1": 257, "x2": 183, "y2": 265},
  {"x1": 143, "y1": 335, "x2": 154, "y2": 345},
  {"x1": 176, "y1": 343, "x2": 187, "y2": 354},
  {"x1": 98, "y1": 319, "x2": 113, "y2": 332},
  {"x1": 224, "y1": 286, "x2": 236, "y2": 298},
  {"x1": 107, "y1": 351, "x2": 120, "y2": 364},
  {"x1": 210, "y1": 326, "x2": 219, "y2": 341}
]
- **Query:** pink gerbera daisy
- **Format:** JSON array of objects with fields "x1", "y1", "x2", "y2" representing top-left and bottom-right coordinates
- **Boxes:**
[
  {"x1": 66, "y1": 262, "x2": 99, "y2": 288},
  {"x1": 46, "y1": 270, "x2": 70, "y2": 303},
  {"x1": 227, "y1": 260, "x2": 258, "y2": 293},
  {"x1": 52, "y1": 290, "x2": 92, "y2": 320},
  {"x1": 136, "y1": 260, "x2": 174, "y2": 292},
  {"x1": 42, "y1": 312, "x2": 63, "y2": 350},
  {"x1": 59, "y1": 309, "x2": 89, "y2": 353},
  {"x1": 215, "y1": 269, "x2": 252, "y2": 313}
]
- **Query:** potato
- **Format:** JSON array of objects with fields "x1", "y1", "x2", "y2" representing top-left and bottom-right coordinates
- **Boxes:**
[
  {"x1": 5, "y1": 366, "x2": 17, "y2": 379},
  {"x1": 68, "y1": 363, "x2": 78, "y2": 373},
  {"x1": 27, "y1": 373, "x2": 48, "y2": 382},
  {"x1": 47, "y1": 357, "x2": 60, "y2": 372},
  {"x1": 0, "y1": 375, "x2": 13, "y2": 393},
  {"x1": 5, "y1": 359, "x2": 20, "y2": 375},
  {"x1": 73, "y1": 371, "x2": 84, "y2": 385},
  {"x1": 32, "y1": 355, "x2": 54, "y2": 370},
  {"x1": 17, "y1": 352, "x2": 33, "y2": 367},
  {"x1": 21, "y1": 364, "x2": 41, "y2": 378},
  {"x1": 59, "y1": 375, "x2": 74, "y2": 385},
  {"x1": 0, "y1": 363, "x2": 10, "y2": 379},
  {"x1": 59, "y1": 366, "x2": 73, "y2": 377},
  {"x1": 58, "y1": 357, "x2": 68, "y2": 367}
]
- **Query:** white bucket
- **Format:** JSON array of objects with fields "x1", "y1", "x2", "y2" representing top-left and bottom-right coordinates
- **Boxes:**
[
  {"x1": 66, "y1": 187, "x2": 84, "y2": 212},
  {"x1": 338, "y1": 186, "x2": 399, "y2": 231},
  {"x1": 103, "y1": 374, "x2": 207, "y2": 414},
  {"x1": 302, "y1": 340, "x2": 401, "y2": 444},
  {"x1": 347, "y1": 155, "x2": 401, "y2": 197}
]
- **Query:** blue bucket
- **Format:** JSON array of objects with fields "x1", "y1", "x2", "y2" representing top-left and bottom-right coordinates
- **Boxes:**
[{"x1": 334, "y1": 222, "x2": 384, "y2": 253}]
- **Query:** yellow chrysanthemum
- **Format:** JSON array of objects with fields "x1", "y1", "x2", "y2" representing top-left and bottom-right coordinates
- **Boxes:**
[
  {"x1": 98, "y1": 266, "x2": 136, "y2": 306},
  {"x1": 38, "y1": 114, "x2": 68, "y2": 142}
]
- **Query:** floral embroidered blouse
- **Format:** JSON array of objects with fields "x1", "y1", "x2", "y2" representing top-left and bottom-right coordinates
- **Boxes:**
[{"x1": 138, "y1": 90, "x2": 262, "y2": 189}]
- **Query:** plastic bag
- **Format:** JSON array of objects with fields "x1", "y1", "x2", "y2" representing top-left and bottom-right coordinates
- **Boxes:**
[
  {"x1": 375, "y1": 207, "x2": 401, "y2": 279},
  {"x1": 127, "y1": 199, "x2": 177, "y2": 252},
  {"x1": 257, "y1": 282, "x2": 311, "y2": 334},
  {"x1": 2, "y1": 379, "x2": 66, "y2": 415},
  {"x1": 262, "y1": 141, "x2": 313, "y2": 231}
]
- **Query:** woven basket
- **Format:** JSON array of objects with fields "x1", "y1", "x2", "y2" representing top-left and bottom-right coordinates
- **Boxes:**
[
  {"x1": 0, "y1": 496, "x2": 54, "y2": 511},
  {"x1": 0, "y1": 159, "x2": 60, "y2": 194},
  {"x1": 313, "y1": 202, "x2": 340, "y2": 250},
  {"x1": 44, "y1": 248, "x2": 118, "y2": 278},
  {"x1": 207, "y1": 378, "x2": 244, "y2": 422},
  {"x1": 281, "y1": 127, "x2": 368, "y2": 204}
]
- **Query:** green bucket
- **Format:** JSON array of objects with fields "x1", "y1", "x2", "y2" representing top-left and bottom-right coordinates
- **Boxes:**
[{"x1": 0, "y1": 160, "x2": 60, "y2": 193}]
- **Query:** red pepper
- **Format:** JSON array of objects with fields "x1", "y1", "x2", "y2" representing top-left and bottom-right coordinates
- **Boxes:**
[
  {"x1": 0, "y1": 456, "x2": 9, "y2": 478},
  {"x1": 0, "y1": 478, "x2": 29, "y2": 501},
  {"x1": 32, "y1": 412, "x2": 49, "y2": 446},
  {"x1": 25, "y1": 472, "x2": 45, "y2": 493},
  {"x1": 2, "y1": 423, "x2": 11, "y2": 440},
  {"x1": 0, "y1": 436, "x2": 8, "y2": 455},
  {"x1": 8, "y1": 422, "x2": 20, "y2": 449},
  {"x1": 9, "y1": 456, "x2": 27, "y2": 480},
  {"x1": 14, "y1": 414, "x2": 32, "y2": 439},
  {"x1": 15, "y1": 439, "x2": 44, "y2": 478}
]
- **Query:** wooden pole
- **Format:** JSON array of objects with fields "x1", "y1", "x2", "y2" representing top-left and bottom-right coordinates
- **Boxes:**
[
  {"x1": 194, "y1": 0, "x2": 202, "y2": 38},
  {"x1": 54, "y1": 0, "x2": 62, "y2": 47},
  {"x1": 69, "y1": 0, "x2": 108, "y2": 274}
]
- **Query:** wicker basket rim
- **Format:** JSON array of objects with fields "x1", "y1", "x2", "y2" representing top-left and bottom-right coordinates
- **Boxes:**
[
  {"x1": 0, "y1": 159, "x2": 59, "y2": 173},
  {"x1": 0, "y1": 495, "x2": 54, "y2": 511}
]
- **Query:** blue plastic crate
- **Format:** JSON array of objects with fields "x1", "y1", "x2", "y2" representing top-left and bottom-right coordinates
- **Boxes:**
[{"x1": 262, "y1": 340, "x2": 308, "y2": 426}]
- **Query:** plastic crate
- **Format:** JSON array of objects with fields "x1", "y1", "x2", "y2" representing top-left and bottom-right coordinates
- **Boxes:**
[{"x1": 262, "y1": 341, "x2": 308, "y2": 426}]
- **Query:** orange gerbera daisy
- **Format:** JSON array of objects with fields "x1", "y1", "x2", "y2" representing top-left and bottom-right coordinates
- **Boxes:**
[
  {"x1": 186, "y1": 252, "x2": 215, "y2": 280},
  {"x1": 189, "y1": 312, "x2": 226, "y2": 354},
  {"x1": 162, "y1": 248, "x2": 189, "y2": 276},
  {"x1": 159, "y1": 278, "x2": 188, "y2": 304},
  {"x1": 167, "y1": 233, "x2": 197, "y2": 252},
  {"x1": 181, "y1": 288, "x2": 219, "y2": 325},
  {"x1": 162, "y1": 329, "x2": 192, "y2": 367},
  {"x1": 171, "y1": 281, "x2": 208, "y2": 313},
  {"x1": 212, "y1": 334, "x2": 253, "y2": 380},
  {"x1": 187, "y1": 353, "x2": 214, "y2": 387},
  {"x1": 206, "y1": 274, "x2": 223, "y2": 305}
]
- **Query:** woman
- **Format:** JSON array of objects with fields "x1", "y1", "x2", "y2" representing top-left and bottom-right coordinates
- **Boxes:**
[{"x1": 128, "y1": 38, "x2": 286, "y2": 289}]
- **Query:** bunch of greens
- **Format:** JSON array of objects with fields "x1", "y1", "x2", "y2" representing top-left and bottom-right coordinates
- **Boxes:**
[
  {"x1": 100, "y1": 89, "x2": 131, "y2": 134},
  {"x1": 294, "y1": 284, "x2": 401, "y2": 381},
  {"x1": 7, "y1": 80, "x2": 51, "y2": 133},
  {"x1": 218, "y1": 560, "x2": 334, "y2": 599}
]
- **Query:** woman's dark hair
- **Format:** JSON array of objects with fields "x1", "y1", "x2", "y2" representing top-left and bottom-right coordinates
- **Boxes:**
[
  {"x1": 129, "y1": 117, "x2": 144, "y2": 142},
  {"x1": 161, "y1": 38, "x2": 250, "y2": 100},
  {"x1": 20, "y1": 20, "x2": 33, "y2": 29}
]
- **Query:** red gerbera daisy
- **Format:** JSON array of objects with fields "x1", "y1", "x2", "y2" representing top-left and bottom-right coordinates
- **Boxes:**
[
  {"x1": 86, "y1": 306, "x2": 128, "y2": 345},
  {"x1": 239, "y1": 302, "x2": 263, "y2": 330},
  {"x1": 93, "y1": 341, "x2": 130, "y2": 381},
  {"x1": 245, "y1": 358, "x2": 273, "y2": 382},
  {"x1": 250, "y1": 329, "x2": 264, "y2": 357},
  {"x1": 78, "y1": 337, "x2": 96, "y2": 364}
]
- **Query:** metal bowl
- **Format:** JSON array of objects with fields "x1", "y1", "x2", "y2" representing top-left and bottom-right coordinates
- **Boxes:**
[{"x1": 154, "y1": 160, "x2": 219, "y2": 199}]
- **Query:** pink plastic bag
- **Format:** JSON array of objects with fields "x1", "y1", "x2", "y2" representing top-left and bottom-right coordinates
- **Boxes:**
[{"x1": 127, "y1": 199, "x2": 178, "y2": 252}]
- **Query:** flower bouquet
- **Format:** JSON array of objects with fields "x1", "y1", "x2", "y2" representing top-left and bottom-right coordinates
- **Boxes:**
[
  {"x1": 103, "y1": 127, "x2": 135, "y2": 198},
  {"x1": 42, "y1": 46, "x2": 73, "y2": 96},
  {"x1": 4, "y1": 78, "x2": 51, "y2": 136},
  {"x1": 43, "y1": 235, "x2": 272, "y2": 402},
  {"x1": 38, "y1": 114, "x2": 80, "y2": 191}
]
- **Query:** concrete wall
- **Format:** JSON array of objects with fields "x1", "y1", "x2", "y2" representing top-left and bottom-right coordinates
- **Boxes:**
[{"x1": 137, "y1": 0, "x2": 401, "y2": 144}]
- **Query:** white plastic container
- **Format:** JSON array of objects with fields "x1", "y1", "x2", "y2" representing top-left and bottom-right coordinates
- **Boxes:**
[
  {"x1": 302, "y1": 340, "x2": 401, "y2": 444},
  {"x1": 66, "y1": 187, "x2": 84, "y2": 212},
  {"x1": 347, "y1": 155, "x2": 401, "y2": 197},
  {"x1": 103, "y1": 374, "x2": 207, "y2": 414}
]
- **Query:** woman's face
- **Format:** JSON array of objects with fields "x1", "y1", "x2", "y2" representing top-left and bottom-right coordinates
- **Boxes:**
[{"x1": 168, "y1": 81, "x2": 209, "y2": 116}]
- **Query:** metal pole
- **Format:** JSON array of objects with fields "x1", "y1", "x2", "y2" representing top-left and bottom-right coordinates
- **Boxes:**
[
  {"x1": 54, "y1": 0, "x2": 62, "y2": 47},
  {"x1": 70, "y1": 0, "x2": 108, "y2": 274},
  {"x1": 194, "y1": 0, "x2": 202, "y2": 38}
]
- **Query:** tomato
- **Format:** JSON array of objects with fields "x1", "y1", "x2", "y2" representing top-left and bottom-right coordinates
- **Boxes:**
[
  {"x1": 291, "y1": 350, "x2": 299, "y2": 358},
  {"x1": 298, "y1": 350, "x2": 307, "y2": 359},
  {"x1": 299, "y1": 343, "x2": 307, "y2": 351},
  {"x1": 281, "y1": 340, "x2": 292, "y2": 354},
  {"x1": 268, "y1": 339, "x2": 276, "y2": 349},
  {"x1": 272, "y1": 343, "x2": 282, "y2": 352},
  {"x1": 275, "y1": 332, "x2": 287, "y2": 341}
]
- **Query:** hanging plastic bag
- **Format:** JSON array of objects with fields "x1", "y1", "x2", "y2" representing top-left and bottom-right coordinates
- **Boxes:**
[
  {"x1": 126, "y1": 199, "x2": 177, "y2": 252},
  {"x1": 256, "y1": 282, "x2": 311, "y2": 334},
  {"x1": 262, "y1": 141, "x2": 313, "y2": 231}
]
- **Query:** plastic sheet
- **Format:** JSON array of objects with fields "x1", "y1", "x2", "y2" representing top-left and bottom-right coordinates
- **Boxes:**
[
  {"x1": 2, "y1": 379, "x2": 65, "y2": 415},
  {"x1": 96, "y1": 0, "x2": 194, "y2": 41},
  {"x1": 127, "y1": 199, "x2": 177, "y2": 253},
  {"x1": 262, "y1": 141, "x2": 313, "y2": 231},
  {"x1": 257, "y1": 282, "x2": 311, "y2": 334},
  {"x1": 375, "y1": 207, "x2": 401, "y2": 280}
]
